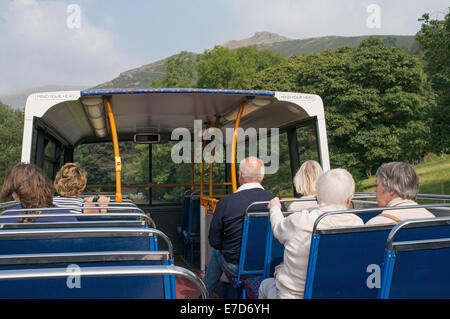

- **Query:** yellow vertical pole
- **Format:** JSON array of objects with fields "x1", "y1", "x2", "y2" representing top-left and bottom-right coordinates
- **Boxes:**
[
  {"x1": 231, "y1": 102, "x2": 246, "y2": 193},
  {"x1": 105, "y1": 98, "x2": 122, "y2": 202}
]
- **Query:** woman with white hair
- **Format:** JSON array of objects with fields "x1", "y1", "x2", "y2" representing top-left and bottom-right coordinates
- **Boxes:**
[
  {"x1": 289, "y1": 160, "x2": 323, "y2": 212},
  {"x1": 259, "y1": 168, "x2": 364, "y2": 299}
]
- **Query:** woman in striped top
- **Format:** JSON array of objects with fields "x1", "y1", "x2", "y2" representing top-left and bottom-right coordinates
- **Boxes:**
[{"x1": 53, "y1": 163, "x2": 109, "y2": 213}]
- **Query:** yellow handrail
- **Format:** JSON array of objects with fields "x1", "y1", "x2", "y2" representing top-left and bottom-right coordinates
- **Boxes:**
[
  {"x1": 231, "y1": 101, "x2": 246, "y2": 193},
  {"x1": 105, "y1": 98, "x2": 122, "y2": 202}
]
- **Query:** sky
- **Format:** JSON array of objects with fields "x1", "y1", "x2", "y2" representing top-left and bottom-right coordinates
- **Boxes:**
[{"x1": 0, "y1": 0, "x2": 448, "y2": 94}]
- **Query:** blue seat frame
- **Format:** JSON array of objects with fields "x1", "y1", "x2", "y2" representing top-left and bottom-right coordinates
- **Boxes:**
[
  {"x1": 0, "y1": 255, "x2": 207, "y2": 299},
  {"x1": 0, "y1": 226, "x2": 176, "y2": 295},
  {"x1": 379, "y1": 217, "x2": 450, "y2": 299},
  {"x1": 304, "y1": 204, "x2": 450, "y2": 298}
]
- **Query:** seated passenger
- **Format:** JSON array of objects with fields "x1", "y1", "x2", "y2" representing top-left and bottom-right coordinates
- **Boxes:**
[
  {"x1": 203, "y1": 157, "x2": 285, "y2": 298},
  {"x1": 288, "y1": 160, "x2": 323, "y2": 212},
  {"x1": 0, "y1": 163, "x2": 78, "y2": 223},
  {"x1": 259, "y1": 168, "x2": 364, "y2": 299},
  {"x1": 366, "y1": 162, "x2": 434, "y2": 225},
  {"x1": 53, "y1": 162, "x2": 110, "y2": 213}
]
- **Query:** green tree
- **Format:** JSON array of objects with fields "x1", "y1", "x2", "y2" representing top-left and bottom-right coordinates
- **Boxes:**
[
  {"x1": 197, "y1": 46, "x2": 284, "y2": 89},
  {"x1": 0, "y1": 101, "x2": 24, "y2": 184},
  {"x1": 252, "y1": 37, "x2": 435, "y2": 179},
  {"x1": 416, "y1": 9, "x2": 450, "y2": 153}
]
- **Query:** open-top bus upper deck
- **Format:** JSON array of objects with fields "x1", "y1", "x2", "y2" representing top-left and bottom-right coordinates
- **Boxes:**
[{"x1": 21, "y1": 88, "x2": 330, "y2": 171}]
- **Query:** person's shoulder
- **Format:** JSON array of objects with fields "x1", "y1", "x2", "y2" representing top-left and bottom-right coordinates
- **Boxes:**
[
  {"x1": 242, "y1": 187, "x2": 277, "y2": 198},
  {"x1": 365, "y1": 215, "x2": 395, "y2": 226}
]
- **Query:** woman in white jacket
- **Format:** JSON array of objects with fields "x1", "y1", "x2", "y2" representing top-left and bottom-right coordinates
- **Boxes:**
[{"x1": 259, "y1": 168, "x2": 364, "y2": 299}]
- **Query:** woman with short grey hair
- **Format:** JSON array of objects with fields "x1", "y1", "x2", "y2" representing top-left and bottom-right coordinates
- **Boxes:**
[{"x1": 366, "y1": 162, "x2": 434, "y2": 225}]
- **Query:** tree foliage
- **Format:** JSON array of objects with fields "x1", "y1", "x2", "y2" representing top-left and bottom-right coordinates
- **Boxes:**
[
  {"x1": 252, "y1": 37, "x2": 435, "y2": 178},
  {"x1": 0, "y1": 101, "x2": 24, "y2": 184},
  {"x1": 196, "y1": 46, "x2": 284, "y2": 89},
  {"x1": 416, "y1": 9, "x2": 450, "y2": 153}
]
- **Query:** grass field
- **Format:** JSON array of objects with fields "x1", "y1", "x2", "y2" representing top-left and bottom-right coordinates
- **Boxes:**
[{"x1": 357, "y1": 154, "x2": 450, "y2": 198}]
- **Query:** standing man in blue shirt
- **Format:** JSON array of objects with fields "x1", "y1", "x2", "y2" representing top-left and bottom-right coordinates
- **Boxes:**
[{"x1": 203, "y1": 156, "x2": 281, "y2": 297}]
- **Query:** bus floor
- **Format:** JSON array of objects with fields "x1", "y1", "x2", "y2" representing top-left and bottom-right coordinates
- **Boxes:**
[
  {"x1": 174, "y1": 254, "x2": 237, "y2": 299},
  {"x1": 174, "y1": 253, "x2": 206, "y2": 299}
]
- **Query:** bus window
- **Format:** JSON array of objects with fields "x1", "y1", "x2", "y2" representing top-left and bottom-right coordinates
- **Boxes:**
[
  {"x1": 74, "y1": 141, "x2": 151, "y2": 204},
  {"x1": 259, "y1": 131, "x2": 293, "y2": 197},
  {"x1": 296, "y1": 120, "x2": 320, "y2": 165},
  {"x1": 42, "y1": 138, "x2": 66, "y2": 181},
  {"x1": 152, "y1": 141, "x2": 191, "y2": 205}
]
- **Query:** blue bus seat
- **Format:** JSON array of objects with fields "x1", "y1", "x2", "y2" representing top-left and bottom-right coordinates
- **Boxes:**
[
  {"x1": 226, "y1": 213, "x2": 272, "y2": 299},
  {"x1": 305, "y1": 212, "x2": 450, "y2": 298},
  {"x1": 0, "y1": 252, "x2": 206, "y2": 299},
  {"x1": 379, "y1": 217, "x2": 450, "y2": 299},
  {"x1": 181, "y1": 196, "x2": 200, "y2": 265},
  {"x1": 0, "y1": 251, "x2": 174, "y2": 298},
  {"x1": 177, "y1": 191, "x2": 191, "y2": 238}
]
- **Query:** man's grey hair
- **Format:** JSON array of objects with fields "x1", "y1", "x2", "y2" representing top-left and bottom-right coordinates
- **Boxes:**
[
  {"x1": 376, "y1": 162, "x2": 419, "y2": 200},
  {"x1": 239, "y1": 157, "x2": 265, "y2": 183},
  {"x1": 317, "y1": 168, "x2": 355, "y2": 207}
]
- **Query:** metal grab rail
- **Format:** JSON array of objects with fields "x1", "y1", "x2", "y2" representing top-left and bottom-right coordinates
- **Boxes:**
[
  {"x1": 354, "y1": 192, "x2": 450, "y2": 201},
  {"x1": 244, "y1": 195, "x2": 377, "y2": 216},
  {"x1": 313, "y1": 203, "x2": 450, "y2": 234},
  {"x1": 386, "y1": 216, "x2": 450, "y2": 251},
  {"x1": 0, "y1": 227, "x2": 174, "y2": 259},
  {"x1": 242, "y1": 199, "x2": 450, "y2": 233},
  {"x1": 0, "y1": 202, "x2": 17, "y2": 209},
  {"x1": 0, "y1": 206, "x2": 156, "y2": 229},
  {"x1": 0, "y1": 264, "x2": 208, "y2": 299},
  {"x1": 0, "y1": 251, "x2": 172, "y2": 266}
]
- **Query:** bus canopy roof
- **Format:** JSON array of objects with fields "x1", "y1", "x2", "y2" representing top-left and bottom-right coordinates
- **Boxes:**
[{"x1": 23, "y1": 87, "x2": 325, "y2": 147}]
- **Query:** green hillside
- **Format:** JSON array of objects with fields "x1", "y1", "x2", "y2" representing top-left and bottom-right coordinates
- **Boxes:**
[
  {"x1": 93, "y1": 33, "x2": 418, "y2": 90},
  {"x1": 358, "y1": 154, "x2": 450, "y2": 197},
  {"x1": 257, "y1": 35, "x2": 419, "y2": 57}
]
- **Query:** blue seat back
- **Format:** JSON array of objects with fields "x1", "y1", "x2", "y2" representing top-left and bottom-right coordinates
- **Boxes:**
[
  {"x1": 305, "y1": 226, "x2": 392, "y2": 298},
  {"x1": 379, "y1": 218, "x2": 450, "y2": 299},
  {"x1": 187, "y1": 198, "x2": 200, "y2": 236},
  {"x1": 305, "y1": 221, "x2": 450, "y2": 299},
  {"x1": 264, "y1": 228, "x2": 284, "y2": 278},
  {"x1": 383, "y1": 243, "x2": 450, "y2": 298},
  {"x1": 0, "y1": 252, "x2": 170, "y2": 298},
  {"x1": 238, "y1": 215, "x2": 270, "y2": 279},
  {"x1": 178, "y1": 195, "x2": 191, "y2": 236}
]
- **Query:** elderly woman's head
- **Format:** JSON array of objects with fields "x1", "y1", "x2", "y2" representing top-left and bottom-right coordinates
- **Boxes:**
[
  {"x1": 375, "y1": 162, "x2": 419, "y2": 206},
  {"x1": 293, "y1": 160, "x2": 323, "y2": 196},
  {"x1": 54, "y1": 163, "x2": 87, "y2": 197},
  {"x1": 316, "y1": 168, "x2": 355, "y2": 209},
  {"x1": 0, "y1": 163, "x2": 54, "y2": 209}
]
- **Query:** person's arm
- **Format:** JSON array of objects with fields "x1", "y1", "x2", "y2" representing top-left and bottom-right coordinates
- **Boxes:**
[{"x1": 268, "y1": 197, "x2": 299, "y2": 245}]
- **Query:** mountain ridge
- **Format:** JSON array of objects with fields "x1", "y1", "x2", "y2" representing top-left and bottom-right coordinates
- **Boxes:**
[{"x1": 93, "y1": 32, "x2": 418, "y2": 90}]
